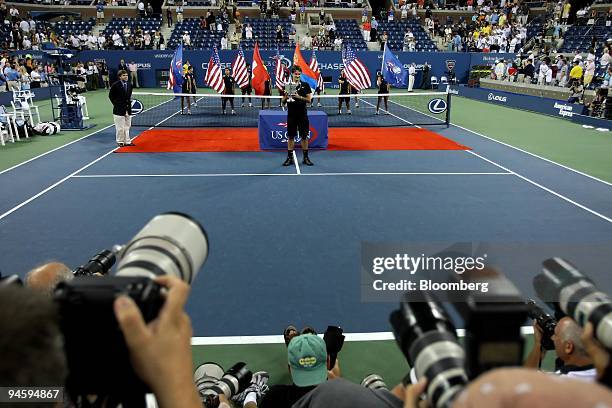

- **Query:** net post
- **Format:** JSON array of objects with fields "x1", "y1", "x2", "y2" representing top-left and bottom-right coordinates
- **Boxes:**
[{"x1": 445, "y1": 87, "x2": 451, "y2": 128}]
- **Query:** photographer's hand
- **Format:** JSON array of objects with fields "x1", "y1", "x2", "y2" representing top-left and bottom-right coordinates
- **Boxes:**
[
  {"x1": 524, "y1": 322, "x2": 545, "y2": 368},
  {"x1": 403, "y1": 378, "x2": 428, "y2": 408},
  {"x1": 327, "y1": 357, "x2": 341, "y2": 380},
  {"x1": 114, "y1": 276, "x2": 201, "y2": 408},
  {"x1": 581, "y1": 323, "x2": 611, "y2": 381}
]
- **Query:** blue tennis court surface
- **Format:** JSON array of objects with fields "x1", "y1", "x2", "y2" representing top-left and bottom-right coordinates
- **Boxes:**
[{"x1": 2, "y1": 122, "x2": 612, "y2": 337}]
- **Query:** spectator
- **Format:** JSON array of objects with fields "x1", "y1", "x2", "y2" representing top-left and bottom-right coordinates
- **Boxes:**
[
  {"x1": 276, "y1": 24, "x2": 283, "y2": 40},
  {"x1": 176, "y1": 2, "x2": 184, "y2": 23},
  {"x1": 584, "y1": 56, "x2": 596, "y2": 88},
  {"x1": 136, "y1": 0, "x2": 145, "y2": 17},
  {"x1": 370, "y1": 17, "x2": 378, "y2": 42},
  {"x1": 568, "y1": 60, "x2": 583, "y2": 87},
  {"x1": 379, "y1": 31, "x2": 388, "y2": 51},
  {"x1": 525, "y1": 317, "x2": 596, "y2": 380},
  {"x1": 127, "y1": 60, "x2": 139, "y2": 88},
  {"x1": 166, "y1": 7, "x2": 173, "y2": 27},
  {"x1": 96, "y1": 0, "x2": 105, "y2": 25},
  {"x1": 5, "y1": 63, "x2": 20, "y2": 92},
  {"x1": 362, "y1": 19, "x2": 371, "y2": 42},
  {"x1": 494, "y1": 59, "x2": 506, "y2": 80},
  {"x1": 245, "y1": 23, "x2": 253, "y2": 40},
  {"x1": 0, "y1": 286, "x2": 68, "y2": 391},
  {"x1": 221, "y1": 35, "x2": 228, "y2": 50}
]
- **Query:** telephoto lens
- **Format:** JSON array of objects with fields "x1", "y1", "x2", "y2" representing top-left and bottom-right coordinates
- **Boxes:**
[
  {"x1": 199, "y1": 362, "x2": 253, "y2": 403},
  {"x1": 534, "y1": 257, "x2": 612, "y2": 349},
  {"x1": 72, "y1": 249, "x2": 115, "y2": 277},
  {"x1": 115, "y1": 212, "x2": 209, "y2": 283},
  {"x1": 390, "y1": 292, "x2": 468, "y2": 408},
  {"x1": 526, "y1": 300, "x2": 557, "y2": 350},
  {"x1": 361, "y1": 374, "x2": 388, "y2": 391}
]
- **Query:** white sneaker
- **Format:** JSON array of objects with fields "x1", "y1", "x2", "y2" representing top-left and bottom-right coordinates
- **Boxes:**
[
  {"x1": 231, "y1": 110, "x2": 236, "y2": 115},
  {"x1": 249, "y1": 102, "x2": 253, "y2": 107},
  {"x1": 241, "y1": 103, "x2": 245, "y2": 107},
  {"x1": 317, "y1": 102, "x2": 322, "y2": 107},
  {"x1": 348, "y1": 109, "x2": 352, "y2": 115}
]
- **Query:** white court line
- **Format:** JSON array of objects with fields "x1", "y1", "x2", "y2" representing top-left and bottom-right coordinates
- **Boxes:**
[
  {"x1": 191, "y1": 326, "x2": 535, "y2": 345},
  {"x1": 292, "y1": 151, "x2": 301, "y2": 175},
  {"x1": 467, "y1": 150, "x2": 612, "y2": 224},
  {"x1": 390, "y1": 96, "x2": 612, "y2": 188},
  {"x1": 0, "y1": 94, "x2": 181, "y2": 176},
  {"x1": 0, "y1": 97, "x2": 194, "y2": 222},
  {"x1": 72, "y1": 172, "x2": 512, "y2": 178},
  {"x1": 0, "y1": 124, "x2": 115, "y2": 176},
  {"x1": 453, "y1": 120, "x2": 612, "y2": 188},
  {"x1": 359, "y1": 97, "x2": 421, "y2": 128},
  {"x1": 0, "y1": 149, "x2": 117, "y2": 221}
]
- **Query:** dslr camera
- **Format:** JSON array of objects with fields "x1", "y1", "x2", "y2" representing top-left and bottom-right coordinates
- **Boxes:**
[{"x1": 54, "y1": 212, "x2": 209, "y2": 406}]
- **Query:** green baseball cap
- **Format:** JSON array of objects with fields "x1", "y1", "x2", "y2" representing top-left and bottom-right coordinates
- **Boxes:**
[{"x1": 288, "y1": 334, "x2": 328, "y2": 387}]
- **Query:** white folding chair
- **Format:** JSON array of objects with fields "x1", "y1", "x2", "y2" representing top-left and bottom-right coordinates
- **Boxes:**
[
  {"x1": 11, "y1": 99, "x2": 40, "y2": 127},
  {"x1": 0, "y1": 106, "x2": 17, "y2": 145},
  {"x1": 430, "y1": 76, "x2": 439, "y2": 89},
  {"x1": 14, "y1": 90, "x2": 42, "y2": 124},
  {"x1": 440, "y1": 76, "x2": 448, "y2": 85}
]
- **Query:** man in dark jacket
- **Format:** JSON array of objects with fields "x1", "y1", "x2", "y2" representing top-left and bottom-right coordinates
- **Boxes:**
[{"x1": 108, "y1": 69, "x2": 134, "y2": 147}]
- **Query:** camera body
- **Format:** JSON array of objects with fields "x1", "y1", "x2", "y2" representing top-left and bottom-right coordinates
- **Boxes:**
[
  {"x1": 526, "y1": 300, "x2": 557, "y2": 350},
  {"x1": 55, "y1": 276, "x2": 164, "y2": 397}
]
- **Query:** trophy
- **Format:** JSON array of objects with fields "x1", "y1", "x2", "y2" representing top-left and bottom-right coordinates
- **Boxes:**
[{"x1": 285, "y1": 82, "x2": 297, "y2": 102}]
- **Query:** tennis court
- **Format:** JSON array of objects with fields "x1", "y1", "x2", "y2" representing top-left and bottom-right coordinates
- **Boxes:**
[{"x1": 1, "y1": 88, "x2": 612, "y2": 382}]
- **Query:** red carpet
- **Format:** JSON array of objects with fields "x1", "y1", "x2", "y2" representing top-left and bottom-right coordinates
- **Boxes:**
[{"x1": 116, "y1": 128, "x2": 470, "y2": 153}]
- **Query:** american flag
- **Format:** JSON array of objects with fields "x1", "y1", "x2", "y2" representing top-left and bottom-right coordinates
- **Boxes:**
[
  {"x1": 309, "y1": 49, "x2": 324, "y2": 92},
  {"x1": 274, "y1": 50, "x2": 289, "y2": 92},
  {"x1": 205, "y1": 46, "x2": 225, "y2": 94},
  {"x1": 342, "y1": 44, "x2": 371, "y2": 91},
  {"x1": 232, "y1": 47, "x2": 249, "y2": 89}
]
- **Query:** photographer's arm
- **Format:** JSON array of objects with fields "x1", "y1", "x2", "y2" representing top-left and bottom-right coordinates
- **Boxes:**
[
  {"x1": 524, "y1": 322, "x2": 545, "y2": 369},
  {"x1": 114, "y1": 276, "x2": 201, "y2": 408}
]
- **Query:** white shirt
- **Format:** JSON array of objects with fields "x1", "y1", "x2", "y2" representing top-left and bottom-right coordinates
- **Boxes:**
[
  {"x1": 408, "y1": 65, "x2": 416, "y2": 75},
  {"x1": 19, "y1": 20, "x2": 30, "y2": 33},
  {"x1": 600, "y1": 52, "x2": 610, "y2": 67}
]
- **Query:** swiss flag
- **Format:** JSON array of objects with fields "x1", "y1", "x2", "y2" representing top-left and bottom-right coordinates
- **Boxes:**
[{"x1": 251, "y1": 42, "x2": 270, "y2": 95}]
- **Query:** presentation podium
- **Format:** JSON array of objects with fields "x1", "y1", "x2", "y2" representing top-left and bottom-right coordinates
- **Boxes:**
[{"x1": 258, "y1": 110, "x2": 328, "y2": 150}]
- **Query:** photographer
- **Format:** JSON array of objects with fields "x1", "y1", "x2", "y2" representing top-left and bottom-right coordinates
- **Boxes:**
[
  {"x1": 259, "y1": 334, "x2": 338, "y2": 407},
  {"x1": 0, "y1": 276, "x2": 203, "y2": 408},
  {"x1": 25, "y1": 261, "x2": 73, "y2": 296},
  {"x1": 525, "y1": 317, "x2": 597, "y2": 381}
]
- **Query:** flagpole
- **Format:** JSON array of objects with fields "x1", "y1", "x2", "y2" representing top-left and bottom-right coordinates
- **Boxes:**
[{"x1": 381, "y1": 42, "x2": 386, "y2": 74}]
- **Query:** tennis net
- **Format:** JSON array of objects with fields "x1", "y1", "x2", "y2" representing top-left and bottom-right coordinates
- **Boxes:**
[{"x1": 130, "y1": 91, "x2": 451, "y2": 129}]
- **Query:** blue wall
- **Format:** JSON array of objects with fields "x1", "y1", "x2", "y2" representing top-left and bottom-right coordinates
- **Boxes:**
[
  {"x1": 9, "y1": 49, "x2": 515, "y2": 90},
  {"x1": 71, "y1": 50, "x2": 514, "y2": 89}
]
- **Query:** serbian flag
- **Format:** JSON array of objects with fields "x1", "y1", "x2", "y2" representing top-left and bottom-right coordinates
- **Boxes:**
[
  {"x1": 167, "y1": 44, "x2": 184, "y2": 93},
  {"x1": 292, "y1": 43, "x2": 318, "y2": 90},
  {"x1": 251, "y1": 41, "x2": 270, "y2": 95}
]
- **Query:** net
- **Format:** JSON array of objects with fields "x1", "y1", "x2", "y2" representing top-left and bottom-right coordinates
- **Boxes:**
[{"x1": 130, "y1": 91, "x2": 451, "y2": 129}]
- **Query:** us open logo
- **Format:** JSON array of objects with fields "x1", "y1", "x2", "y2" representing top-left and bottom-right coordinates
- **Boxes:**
[
  {"x1": 428, "y1": 98, "x2": 447, "y2": 114},
  {"x1": 131, "y1": 99, "x2": 144, "y2": 115}
]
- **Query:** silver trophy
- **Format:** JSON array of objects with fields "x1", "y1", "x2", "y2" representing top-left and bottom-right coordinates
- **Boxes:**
[{"x1": 285, "y1": 82, "x2": 297, "y2": 102}]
